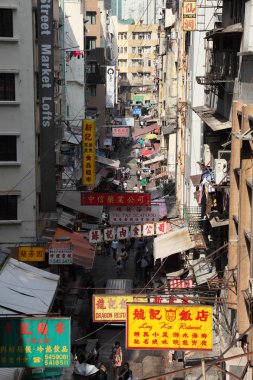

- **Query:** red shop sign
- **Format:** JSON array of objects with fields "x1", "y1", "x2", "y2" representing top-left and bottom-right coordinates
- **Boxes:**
[{"x1": 81, "y1": 192, "x2": 151, "y2": 206}]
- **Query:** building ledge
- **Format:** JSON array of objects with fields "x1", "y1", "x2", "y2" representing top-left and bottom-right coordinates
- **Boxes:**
[
  {"x1": 0, "y1": 101, "x2": 20, "y2": 106},
  {"x1": 0, "y1": 37, "x2": 19, "y2": 43},
  {"x1": 0, "y1": 162, "x2": 21, "y2": 166},
  {"x1": 0, "y1": 220, "x2": 22, "y2": 225},
  {"x1": 192, "y1": 105, "x2": 232, "y2": 131}
]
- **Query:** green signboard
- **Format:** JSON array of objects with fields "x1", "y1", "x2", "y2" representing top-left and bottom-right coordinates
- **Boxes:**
[
  {"x1": 133, "y1": 95, "x2": 144, "y2": 102},
  {"x1": 0, "y1": 318, "x2": 71, "y2": 368}
]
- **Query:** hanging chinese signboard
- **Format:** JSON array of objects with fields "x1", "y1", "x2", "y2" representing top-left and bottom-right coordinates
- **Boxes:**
[
  {"x1": 88, "y1": 221, "x2": 172, "y2": 243},
  {"x1": 183, "y1": 1, "x2": 196, "y2": 31},
  {"x1": 48, "y1": 247, "x2": 73, "y2": 265},
  {"x1": 109, "y1": 205, "x2": 159, "y2": 225},
  {"x1": 92, "y1": 295, "x2": 148, "y2": 322},
  {"x1": 82, "y1": 120, "x2": 96, "y2": 186},
  {"x1": 18, "y1": 246, "x2": 45, "y2": 262},
  {"x1": 169, "y1": 279, "x2": 194, "y2": 289},
  {"x1": 0, "y1": 318, "x2": 71, "y2": 368},
  {"x1": 149, "y1": 295, "x2": 194, "y2": 304},
  {"x1": 112, "y1": 127, "x2": 130, "y2": 138},
  {"x1": 126, "y1": 304, "x2": 213, "y2": 351},
  {"x1": 81, "y1": 193, "x2": 151, "y2": 206}
]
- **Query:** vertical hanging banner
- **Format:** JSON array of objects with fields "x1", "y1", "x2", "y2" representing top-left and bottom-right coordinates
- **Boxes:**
[
  {"x1": 106, "y1": 66, "x2": 115, "y2": 108},
  {"x1": 183, "y1": 1, "x2": 197, "y2": 31},
  {"x1": 38, "y1": 0, "x2": 56, "y2": 212},
  {"x1": 82, "y1": 120, "x2": 96, "y2": 186}
]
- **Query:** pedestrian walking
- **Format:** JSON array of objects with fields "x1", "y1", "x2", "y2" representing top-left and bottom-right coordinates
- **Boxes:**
[
  {"x1": 139, "y1": 137, "x2": 143, "y2": 148},
  {"x1": 141, "y1": 177, "x2": 147, "y2": 191},
  {"x1": 111, "y1": 239, "x2": 118, "y2": 261},
  {"x1": 116, "y1": 259, "x2": 123, "y2": 276},
  {"x1": 103, "y1": 241, "x2": 111, "y2": 256},
  {"x1": 135, "y1": 147, "x2": 140, "y2": 158},
  {"x1": 123, "y1": 181, "x2": 128, "y2": 191},
  {"x1": 136, "y1": 169, "x2": 141, "y2": 181},
  {"x1": 120, "y1": 248, "x2": 129, "y2": 271},
  {"x1": 98, "y1": 364, "x2": 107, "y2": 380},
  {"x1": 133, "y1": 184, "x2": 139, "y2": 193},
  {"x1": 136, "y1": 157, "x2": 141, "y2": 168},
  {"x1": 111, "y1": 342, "x2": 123, "y2": 380},
  {"x1": 140, "y1": 255, "x2": 149, "y2": 283},
  {"x1": 118, "y1": 362, "x2": 133, "y2": 380}
]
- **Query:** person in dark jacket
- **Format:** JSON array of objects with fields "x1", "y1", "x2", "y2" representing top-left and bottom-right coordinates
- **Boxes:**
[{"x1": 118, "y1": 362, "x2": 132, "y2": 380}]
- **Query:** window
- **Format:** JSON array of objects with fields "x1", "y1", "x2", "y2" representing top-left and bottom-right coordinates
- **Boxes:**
[
  {"x1": 86, "y1": 37, "x2": 96, "y2": 50},
  {"x1": 86, "y1": 11, "x2": 96, "y2": 25},
  {"x1": 86, "y1": 85, "x2": 96, "y2": 96},
  {"x1": 86, "y1": 62, "x2": 96, "y2": 73},
  {"x1": 124, "y1": 47, "x2": 127, "y2": 53},
  {"x1": 0, "y1": 195, "x2": 17, "y2": 220},
  {"x1": 0, "y1": 135, "x2": 17, "y2": 161},
  {"x1": 0, "y1": 74, "x2": 15, "y2": 100},
  {"x1": 0, "y1": 9, "x2": 13, "y2": 37}
]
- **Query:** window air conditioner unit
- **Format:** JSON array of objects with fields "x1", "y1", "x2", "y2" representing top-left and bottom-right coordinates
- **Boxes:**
[
  {"x1": 203, "y1": 144, "x2": 211, "y2": 166},
  {"x1": 214, "y1": 159, "x2": 227, "y2": 184}
]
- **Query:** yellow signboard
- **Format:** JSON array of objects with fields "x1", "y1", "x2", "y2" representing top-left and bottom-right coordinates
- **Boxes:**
[
  {"x1": 82, "y1": 120, "x2": 96, "y2": 186},
  {"x1": 183, "y1": 1, "x2": 196, "y2": 16},
  {"x1": 126, "y1": 304, "x2": 213, "y2": 351},
  {"x1": 183, "y1": 0, "x2": 196, "y2": 31},
  {"x1": 92, "y1": 295, "x2": 148, "y2": 322},
  {"x1": 183, "y1": 17, "x2": 196, "y2": 31},
  {"x1": 18, "y1": 246, "x2": 45, "y2": 262}
]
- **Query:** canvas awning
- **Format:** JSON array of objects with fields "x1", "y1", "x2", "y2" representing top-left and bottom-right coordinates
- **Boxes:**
[
  {"x1": 190, "y1": 174, "x2": 201, "y2": 186},
  {"x1": 52, "y1": 227, "x2": 96, "y2": 269},
  {"x1": 143, "y1": 155, "x2": 165, "y2": 165},
  {"x1": 57, "y1": 191, "x2": 103, "y2": 219},
  {"x1": 96, "y1": 155, "x2": 120, "y2": 168},
  {"x1": 0, "y1": 258, "x2": 59, "y2": 315},
  {"x1": 133, "y1": 124, "x2": 158, "y2": 139},
  {"x1": 58, "y1": 209, "x2": 76, "y2": 229},
  {"x1": 192, "y1": 106, "x2": 231, "y2": 131},
  {"x1": 150, "y1": 172, "x2": 168, "y2": 181},
  {"x1": 154, "y1": 227, "x2": 195, "y2": 261}
]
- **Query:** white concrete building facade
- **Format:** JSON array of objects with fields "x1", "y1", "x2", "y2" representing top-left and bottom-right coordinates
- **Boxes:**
[{"x1": 0, "y1": 1, "x2": 37, "y2": 246}]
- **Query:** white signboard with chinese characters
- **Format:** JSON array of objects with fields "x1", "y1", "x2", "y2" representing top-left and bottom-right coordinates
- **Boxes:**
[
  {"x1": 89, "y1": 229, "x2": 103, "y2": 243},
  {"x1": 106, "y1": 66, "x2": 115, "y2": 108},
  {"x1": 109, "y1": 205, "x2": 159, "y2": 225},
  {"x1": 48, "y1": 247, "x2": 73, "y2": 265},
  {"x1": 104, "y1": 228, "x2": 115, "y2": 241},
  {"x1": 112, "y1": 126, "x2": 130, "y2": 138},
  {"x1": 88, "y1": 221, "x2": 174, "y2": 243},
  {"x1": 130, "y1": 225, "x2": 142, "y2": 238},
  {"x1": 142, "y1": 223, "x2": 155, "y2": 237},
  {"x1": 116, "y1": 226, "x2": 130, "y2": 240}
]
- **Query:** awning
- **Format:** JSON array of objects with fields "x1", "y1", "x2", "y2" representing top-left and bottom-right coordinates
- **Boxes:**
[
  {"x1": 154, "y1": 227, "x2": 195, "y2": 261},
  {"x1": 192, "y1": 257, "x2": 216, "y2": 285},
  {"x1": 52, "y1": 227, "x2": 96, "y2": 269},
  {"x1": 192, "y1": 106, "x2": 232, "y2": 131},
  {"x1": 143, "y1": 155, "x2": 165, "y2": 165},
  {"x1": 57, "y1": 191, "x2": 103, "y2": 219},
  {"x1": 58, "y1": 209, "x2": 76, "y2": 229},
  {"x1": 63, "y1": 131, "x2": 82, "y2": 145},
  {"x1": 190, "y1": 174, "x2": 201, "y2": 186},
  {"x1": 96, "y1": 155, "x2": 120, "y2": 168},
  {"x1": 162, "y1": 123, "x2": 176, "y2": 135},
  {"x1": 0, "y1": 258, "x2": 59, "y2": 315},
  {"x1": 95, "y1": 167, "x2": 112, "y2": 187},
  {"x1": 133, "y1": 124, "x2": 158, "y2": 139},
  {"x1": 205, "y1": 23, "x2": 243, "y2": 39},
  {"x1": 150, "y1": 172, "x2": 169, "y2": 181}
]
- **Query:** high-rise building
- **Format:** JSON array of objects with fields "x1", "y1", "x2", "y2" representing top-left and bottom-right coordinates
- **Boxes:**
[{"x1": 0, "y1": 0, "x2": 63, "y2": 250}]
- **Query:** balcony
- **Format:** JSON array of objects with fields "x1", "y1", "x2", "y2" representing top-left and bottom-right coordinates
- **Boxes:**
[{"x1": 196, "y1": 50, "x2": 239, "y2": 85}]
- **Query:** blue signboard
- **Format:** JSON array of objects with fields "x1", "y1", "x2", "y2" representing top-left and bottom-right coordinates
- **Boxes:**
[{"x1": 132, "y1": 106, "x2": 142, "y2": 116}]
